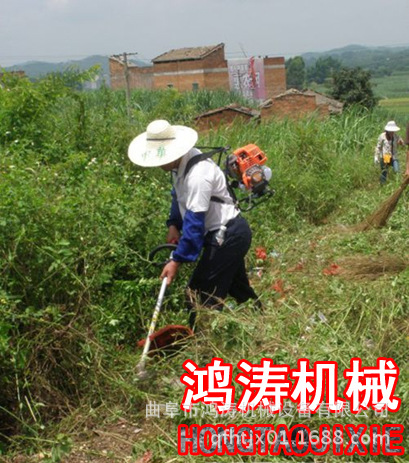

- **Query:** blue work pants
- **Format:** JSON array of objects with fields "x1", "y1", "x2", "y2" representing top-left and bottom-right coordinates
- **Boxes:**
[{"x1": 380, "y1": 158, "x2": 399, "y2": 184}]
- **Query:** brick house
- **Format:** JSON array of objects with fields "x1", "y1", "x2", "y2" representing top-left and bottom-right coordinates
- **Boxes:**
[
  {"x1": 260, "y1": 88, "x2": 343, "y2": 119},
  {"x1": 109, "y1": 44, "x2": 286, "y2": 96},
  {"x1": 152, "y1": 43, "x2": 228, "y2": 91}
]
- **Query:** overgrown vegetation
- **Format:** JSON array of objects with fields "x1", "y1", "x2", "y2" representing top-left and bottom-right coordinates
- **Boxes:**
[{"x1": 0, "y1": 71, "x2": 408, "y2": 461}]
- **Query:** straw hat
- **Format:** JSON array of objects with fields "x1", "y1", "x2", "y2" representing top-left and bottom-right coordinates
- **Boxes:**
[
  {"x1": 384, "y1": 121, "x2": 400, "y2": 132},
  {"x1": 128, "y1": 120, "x2": 198, "y2": 167}
]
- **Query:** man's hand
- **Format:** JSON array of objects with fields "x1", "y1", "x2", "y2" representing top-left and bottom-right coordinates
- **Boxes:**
[
  {"x1": 167, "y1": 225, "x2": 180, "y2": 244},
  {"x1": 160, "y1": 260, "x2": 181, "y2": 285}
]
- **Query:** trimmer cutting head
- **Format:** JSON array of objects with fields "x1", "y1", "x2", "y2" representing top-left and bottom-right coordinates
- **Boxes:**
[{"x1": 137, "y1": 324, "x2": 193, "y2": 353}]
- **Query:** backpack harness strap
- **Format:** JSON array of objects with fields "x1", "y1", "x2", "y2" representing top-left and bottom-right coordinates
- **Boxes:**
[
  {"x1": 183, "y1": 147, "x2": 227, "y2": 178},
  {"x1": 182, "y1": 147, "x2": 238, "y2": 205}
]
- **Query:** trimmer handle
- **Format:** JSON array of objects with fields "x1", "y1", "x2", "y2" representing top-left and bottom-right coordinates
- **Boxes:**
[{"x1": 149, "y1": 243, "x2": 178, "y2": 267}]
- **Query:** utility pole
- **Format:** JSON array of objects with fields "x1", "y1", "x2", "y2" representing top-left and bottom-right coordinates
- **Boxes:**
[{"x1": 122, "y1": 51, "x2": 138, "y2": 120}]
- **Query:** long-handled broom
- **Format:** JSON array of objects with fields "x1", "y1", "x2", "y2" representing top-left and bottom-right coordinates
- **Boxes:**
[{"x1": 353, "y1": 176, "x2": 409, "y2": 232}]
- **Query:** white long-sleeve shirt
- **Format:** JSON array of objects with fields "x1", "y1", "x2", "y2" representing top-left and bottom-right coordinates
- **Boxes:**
[{"x1": 172, "y1": 148, "x2": 240, "y2": 233}]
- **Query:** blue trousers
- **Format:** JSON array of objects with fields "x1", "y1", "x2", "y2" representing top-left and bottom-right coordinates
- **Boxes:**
[{"x1": 380, "y1": 158, "x2": 399, "y2": 184}]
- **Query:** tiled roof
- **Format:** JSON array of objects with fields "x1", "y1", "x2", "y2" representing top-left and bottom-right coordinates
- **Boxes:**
[
  {"x1": 195, "y1": 104, "x2": 260, "y2": 119},
  {"x1": 153, "y1": 43, "x2": 224, "y2": 63}
]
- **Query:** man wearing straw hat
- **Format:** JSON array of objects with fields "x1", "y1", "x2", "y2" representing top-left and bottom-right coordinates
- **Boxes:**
[
  {"x1": 128, "y1": 120, "x2": 260, "y2": 328},
  {"x1": 374, "y1": 120, "x2": 404, "y2": 184}
]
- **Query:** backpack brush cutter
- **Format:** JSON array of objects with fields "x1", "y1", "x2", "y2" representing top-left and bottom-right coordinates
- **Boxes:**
[
  {"x1": 193, "y1": 143, "x2": 274, "y2": 211},
  {"x1": 226, "y1": 143, "x2": 274, "y2": 211}
]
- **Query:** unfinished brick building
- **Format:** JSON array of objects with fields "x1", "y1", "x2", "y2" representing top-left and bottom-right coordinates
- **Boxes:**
[
  {"x1": 109, "y1": 44, "x2": 286, "y2": 97},
  {"x1": 109, "y1": 55, "x2": 153, "y2": 90}
]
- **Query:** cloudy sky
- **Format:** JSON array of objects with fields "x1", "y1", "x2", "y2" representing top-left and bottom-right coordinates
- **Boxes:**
[{"x1": 1, "y1": 0, "x2": 409, "y2": 67}]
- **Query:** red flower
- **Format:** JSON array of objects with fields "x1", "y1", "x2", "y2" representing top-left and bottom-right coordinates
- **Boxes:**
[{"x1": 255, "y1": 247, "x2": 267, "y2": 260}]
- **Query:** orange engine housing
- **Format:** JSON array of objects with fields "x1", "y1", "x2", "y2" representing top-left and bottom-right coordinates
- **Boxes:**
[{"x1": 231, "y1": 144, "x2": 267, "y2": 189}]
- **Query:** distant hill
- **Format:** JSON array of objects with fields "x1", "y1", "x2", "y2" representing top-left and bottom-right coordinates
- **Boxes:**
[
  {"x1": 3, "y1": 55, "x2": 111, "y2": 83},
  {"x1": 2, "y1": 55, "x2": 150, "y2": 85},
  {"x1": 301, "y1": 44, "x2": 409, "y2": 75}
]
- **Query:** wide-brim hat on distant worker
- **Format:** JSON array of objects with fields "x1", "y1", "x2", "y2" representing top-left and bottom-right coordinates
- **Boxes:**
[
  {"x1": 384, "y1": 120, "x2": 400, "y2": 132},
  {"x1": 128, "y1": 120, "x2": 198, "y2": 167}
]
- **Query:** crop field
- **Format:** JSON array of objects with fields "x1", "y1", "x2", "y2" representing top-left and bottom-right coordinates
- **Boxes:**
[
  {"x1": 0, "y1": 70, "x2": 408, "y2": 462},
  {"x1": 372, "y1": 71, "x2": 409, "y2": 99},
  {"x1": 379, "y1": 96, "x2": 409, "y2": 118}
]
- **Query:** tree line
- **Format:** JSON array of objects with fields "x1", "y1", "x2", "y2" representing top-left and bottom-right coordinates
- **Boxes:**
[{"x1": 286, "y1": 56, "x2": 378, "y2": 110}]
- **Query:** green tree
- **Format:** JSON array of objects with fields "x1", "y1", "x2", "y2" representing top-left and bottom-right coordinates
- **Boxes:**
[
  {"x1": 330, "y1": 67, "x2": 378, "y2": 110},
  {"x1": 307, "y1": 56, "x2": 342, "y2": 84},
  {"x1": 286, "y1": 56, "x2": 306, "y2": 90}
]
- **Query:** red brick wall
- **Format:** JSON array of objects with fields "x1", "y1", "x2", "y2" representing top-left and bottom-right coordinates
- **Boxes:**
[
  {"x1": 130, "y1": 66, "x2": 153, "y2": 89},
  {"x1": 202, "y1": 47, "x2": 227, "y2": 69},
  {"x1": 264, "y1": 57, "x2": 286, "y2": 98},
  {"x1": 154, "y1": 68, "x2": 206, "y2": 91},
  {"x1": 109, "y1": 58, "x2": 124, "y2": 89},
  {"x1": 203, "y1": 47, "x2": 229, "y2": 90},
  {"x1": 204, "y1": 69, "x2": 230, "y2": 91},
  {"x1": 316, "y1": 105, "x2": 330, "y2": 117},
  {"x1": 261, "y1": 94, "x2": 317, "y2": 119},
  {"x1": 153, "y1": 60, "x2": 203, "y2": 73},
  {"x1": 109, "y1": 58, "x2": 153, "y2": 90},
  {"x1": 195, "y1": 110, "x2": 253, "y2": 131},
  {"x1": 154, "y1": 59, "x2": 204, "y2": 91}
]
